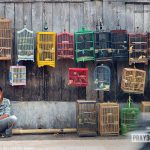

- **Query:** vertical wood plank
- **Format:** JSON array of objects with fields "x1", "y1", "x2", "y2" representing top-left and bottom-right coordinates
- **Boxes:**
[
  {"x1": 0, "y1": 3, "x2": 5, "y2": 17},
  {"x1": 125, "y1": 4, "x2": 135, "y2": 32},
  {"x1": 32, "y1": 2, "x2": 43, "y2": 32},
  {"x1": 23, "y1": 3, "x2": 32, "y2": 29},
  {"x1": 103, "y1": 1, "x2": 118, "y2": 30},
  {"x1": 52, "y1": 3, "x2": 69, "y2": 32},
  {"x1": 44, "y1": 2, "x2": 53, "y2": 31},
  {"x1": 134, "y1": 4, "x2": 144, "y2": 32},
  {"x1": 144, "y1": 5, "x2": 150, "y2": 32},
  {"x1": 69, "y1": 3, "x2": 84, "y2": 32}
]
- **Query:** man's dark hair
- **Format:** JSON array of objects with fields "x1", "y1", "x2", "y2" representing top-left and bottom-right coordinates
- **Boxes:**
[{"x1": 0, "y1": 86, "x2": 3, "y2": 92}]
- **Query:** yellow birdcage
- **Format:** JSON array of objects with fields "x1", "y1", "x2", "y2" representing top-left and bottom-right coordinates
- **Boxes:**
[
  {"x1": 0, "y1": 18, "x2": 12, "y2": 60},
  {"x1": 37, "y1": 32, "x2": 56, "y2": 67}
]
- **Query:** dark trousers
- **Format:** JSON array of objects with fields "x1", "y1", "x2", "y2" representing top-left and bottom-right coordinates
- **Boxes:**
[{"x1": 0, "y1": 115, "x2": 17, "y2": 136}]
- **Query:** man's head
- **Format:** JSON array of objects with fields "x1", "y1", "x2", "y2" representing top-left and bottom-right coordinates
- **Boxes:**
[{"x1": 0, "y1": 86, "x2": 4, "y2": 104}]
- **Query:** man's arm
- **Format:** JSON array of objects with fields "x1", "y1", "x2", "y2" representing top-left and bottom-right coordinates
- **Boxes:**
[{"x1": 0, "y1": 114, "x2": 9, "y2": 120}]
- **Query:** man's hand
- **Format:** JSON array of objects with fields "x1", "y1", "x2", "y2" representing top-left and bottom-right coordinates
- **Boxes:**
[{"x1": 0, "y1": 114, "x2": 9, "y2": 120}]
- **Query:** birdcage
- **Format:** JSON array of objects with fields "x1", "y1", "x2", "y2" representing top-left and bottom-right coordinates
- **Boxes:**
[
  {"x1": 17, "y1": 28, "x2": 34, "y2": 62},
  {"x1": 94, "y1": 65, "x2": 110, "y2": 91},
  {"x1": 111, "y1": 30, "x2": 128, "y2": 61},
  {"x1": 141, "y1": 101, "x2": 150, "y2": 112},
  {"x1": 129, "y1": 33, "x2": 148, "y2": 65},
  {"x1": 99, "y1": 102, "x2": 119, "y2": 136},
  {"x1": 74, "y1": 27, "x2": 95, "y2": 62},
  {"x1": 121, "y1": 68, "x2": 146, "y2": 94},
  {"x1": 57, "y1": 30, "x2": 74, "y2": 60},
  {"x1": 94, "y1": 31, "x2": 112, "y2": 61},
  {"x1": 77, "y1": 100, "x2": 97, "y2": 137},
  {"x1": 0, "y1": 18, "x2": 12, "y2": 60},
  {"x1": 68, "y1": 68, "x2": 88, "y2": 87},
  {"x1": 9, "y1": 66, "x2": 26, "y2": 86},
  {"x1": 121, "y1": 97, "x2": 140, "y2": 135},
  {"x1": 37, "y1": 32, "x2": 56, "y2": 67}
]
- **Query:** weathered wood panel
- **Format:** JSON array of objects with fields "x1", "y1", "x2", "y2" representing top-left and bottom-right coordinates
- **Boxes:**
[{"x1": 144, "y1": 4, "x2": 150, "y2": 32}]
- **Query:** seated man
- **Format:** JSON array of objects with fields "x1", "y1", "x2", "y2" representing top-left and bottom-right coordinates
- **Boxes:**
[{"x1": 0, "y1": 87, "x2": 17, "y2": 137}]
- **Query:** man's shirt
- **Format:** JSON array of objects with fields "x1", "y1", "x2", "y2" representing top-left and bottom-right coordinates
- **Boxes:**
[{"x1": 0, "y1": 98, "x2": 10, "y2": 116}]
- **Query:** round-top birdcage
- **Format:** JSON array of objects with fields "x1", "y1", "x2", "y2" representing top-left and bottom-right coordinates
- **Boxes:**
[{"x1": 94, "y1": 65, "x2": 111, "y2": 91}]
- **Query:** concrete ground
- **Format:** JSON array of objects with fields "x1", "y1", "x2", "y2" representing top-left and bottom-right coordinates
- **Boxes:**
[{"x1": 0, "y1": 134, "x2": 141, "y2": 150}]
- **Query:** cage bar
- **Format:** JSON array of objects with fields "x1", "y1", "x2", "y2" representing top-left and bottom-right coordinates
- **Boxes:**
[
  {"x1": 111, "y1": 30, "x2": 128, "y2": 61},
  {"x1": 94, "y1": 31, "x2": 112, "y2": 61},
  {"x1": 94, "y1": 65, "x2": 110, "y2": 91},
  {"x1": 68, "y1": 68, "x2": 88, "y2": 87},
  {"x1": 141, "y1": 101, "x2": 150, "y2": 112},
  {"x1": 129, "y1": 33, "x2": 148, "y2": 65},
  {"x1": 74, "y1": 27, "x2": 95, "y2": 62},
  {"x1": 9, "y1": 66, "x2": 26, "y2": 86},
  {"x1": 121, "y1": 99, "x2": 140, "y2": 135},
  {"x1": 57, "y1": 31, "x2": 74, "y2": 60},
  {"x1": 17, "y1": 28, "x2": 34, "y2": 62},
  {"x1": 76, "y1": 100, "x2": 97, "y2": 137},
  {"x1": 99, "y1": 102, "x2": 119, "y2": 136},
  {"x1": 37, "y1": 32, "x2": 56, "y2": 67},
  {"x1": 0, "y1": 18, "x2": 12, "y2": 60},
  {"x1": 121, "y1": 68, "x2": 146, "y2": 94}
]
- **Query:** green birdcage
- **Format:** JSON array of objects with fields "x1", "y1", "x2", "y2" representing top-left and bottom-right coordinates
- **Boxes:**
[
  {"x1": 120, "y1": 96, "x2": 140, "y2": 135},
  {"x1": 74, "y1": 27, "x2": 95, "y2": 62}
]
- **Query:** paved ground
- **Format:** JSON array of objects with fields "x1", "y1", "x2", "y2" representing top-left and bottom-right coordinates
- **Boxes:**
[{"x1": 0, "y1": 134, "x2": 141, "y2": 150}]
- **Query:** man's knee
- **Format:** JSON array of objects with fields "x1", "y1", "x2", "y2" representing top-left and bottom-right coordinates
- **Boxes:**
[{"x1": 9, "y1": 115, "x2": 17, "y2": 125}]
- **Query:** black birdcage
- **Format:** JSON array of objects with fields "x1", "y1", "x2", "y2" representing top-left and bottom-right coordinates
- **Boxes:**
[
  {"x1": 76, "y1": 100, "x2": 97, "y2": 137},
  {"x1": 94, "y1": 65, "x2": 111, "y2": 91},
  {"x1": 111, "y1": 30, "x2": 128, "y2": 61},
  {"x1": 94, "y1": 20, "x2": 112, "y2": 61}
]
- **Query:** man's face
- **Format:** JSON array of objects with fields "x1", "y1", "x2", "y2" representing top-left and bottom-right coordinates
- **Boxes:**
[{"x1": 0, "y1": 91, "x2": 3, "y2": 104}]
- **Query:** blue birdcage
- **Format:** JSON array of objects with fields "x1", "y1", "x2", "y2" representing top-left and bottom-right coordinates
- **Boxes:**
[
  {"x1": 94, "y1": 65, "x2": 111, "y2": 91},
  {"x1": 17, "y1": 28, "x2": 34, "y2": 62}
]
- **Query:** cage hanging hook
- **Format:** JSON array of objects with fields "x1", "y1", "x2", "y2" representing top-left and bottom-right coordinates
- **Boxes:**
[{"x1": 43, "y1": 3, "x2": 48, "y2": 31}]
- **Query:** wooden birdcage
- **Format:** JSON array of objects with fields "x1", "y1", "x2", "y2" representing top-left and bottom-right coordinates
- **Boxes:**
[
  {"x1": 57, "y1": 30, "x2": 74, "y2": 60},
  {"x1": 37, "y1": 32, "x2": 56, "y2": 67},
  {"x1": 94, "y1": 65, "x2": 110, "y2": 91},
  {"x1": 141, "y1": 101, "x2": 150, "y2": 112},
  {"x1": 99, "y1": 102, "x2": 119, "y2": 136},
  {"x1": 94, "y1": 31, "x2": 112, "y2": 61},
  {"x1": 0, "y1": 18, "x2": 12, "y2": 60},
  {"x1": 17, "y1": 28, "x2": 34, "y2": 62},
  {"x1": 74, "y1": 27, "x2": 95, "y2": 62},
  {"x1": 121, "y1": 68, "x2": 146, "y2": 94},
  {"x1": 9, "y1": 66, "x2": 26, "y2": 86},
  {"x1": 76, "y1": 100, "x2": 97, "y2": 137},
  {"x1": 111, "y1": 30, "x2": 128, "y2": 61},
  {"x1": 129, "y1": 33, "x2": 148, "y2": 65},
  {"x1": 68, "y1": 68, "x2": 88, "y2": 87}
]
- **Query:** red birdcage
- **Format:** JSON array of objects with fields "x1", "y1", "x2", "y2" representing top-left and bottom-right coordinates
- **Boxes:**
[
  {"x1": 68, "y1": 68, "x2": 88, "y2": 87},
  {"x1": 57, "y1": 30, "x2": 74, "y2": 60}
]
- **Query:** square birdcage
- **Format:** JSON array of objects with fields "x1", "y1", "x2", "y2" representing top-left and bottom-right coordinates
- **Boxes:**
[
  {"x1": 9, "y1": 66, "x2": 26, "y2": 86},
  {"x1": 94, "y1": 65, "x2": 110, "y2": 91},
  {"x1": 129, "y1": 33, "x2": 148, "y2": 65},
  {"x1": 74, "y1": 27, "x2": 95, "y2": 62},
  {"x1": 141, "y1": 101, "x2": 150, "y2": 112},
  {"x1": 121, "y1": 99, "x2": 140, "y2": 135},
  {"x1": 17, "y1": 28, "x2": 34, "y2": 62},
  {"x1": 76, "y1": 100, "x2": 97, "y2": 137},
  {"x1": 68, "y1": 68, "x2": 88, "y2": 87},
  {"x1": 0, "y1": 18, "x2": 12, "y2": 60},
  {"x1": 111, "y1": 30, "x2": 128, "y2": 61},
  {"x1": 99, "y1": 102, "x2": 119, "y2": 136},
  {"x1": 94, "y1": 31, "x2": 112, "y2": 61},
  {"x1": 57, "y1": 30, "x2": 74, "y2": 60},
  {"x1": 37, "y1": 32, "x2": 56, "y2": 67},
  {"x1": 121, "y1": 68, "x2": 146, "y2": 94}
]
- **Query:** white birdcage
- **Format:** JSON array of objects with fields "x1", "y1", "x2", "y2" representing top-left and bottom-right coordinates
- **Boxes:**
[
  {"x1": 9, "y1": 66, "x2": 26, "y2": 86},
  {"x1": 17, "y1": 28, "x2": 34, "y2": 62}
]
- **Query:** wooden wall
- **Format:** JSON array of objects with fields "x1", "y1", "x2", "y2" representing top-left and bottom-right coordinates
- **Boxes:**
[{"x1": 0, "y1": 0, "x2": 150, "y2": 102}]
